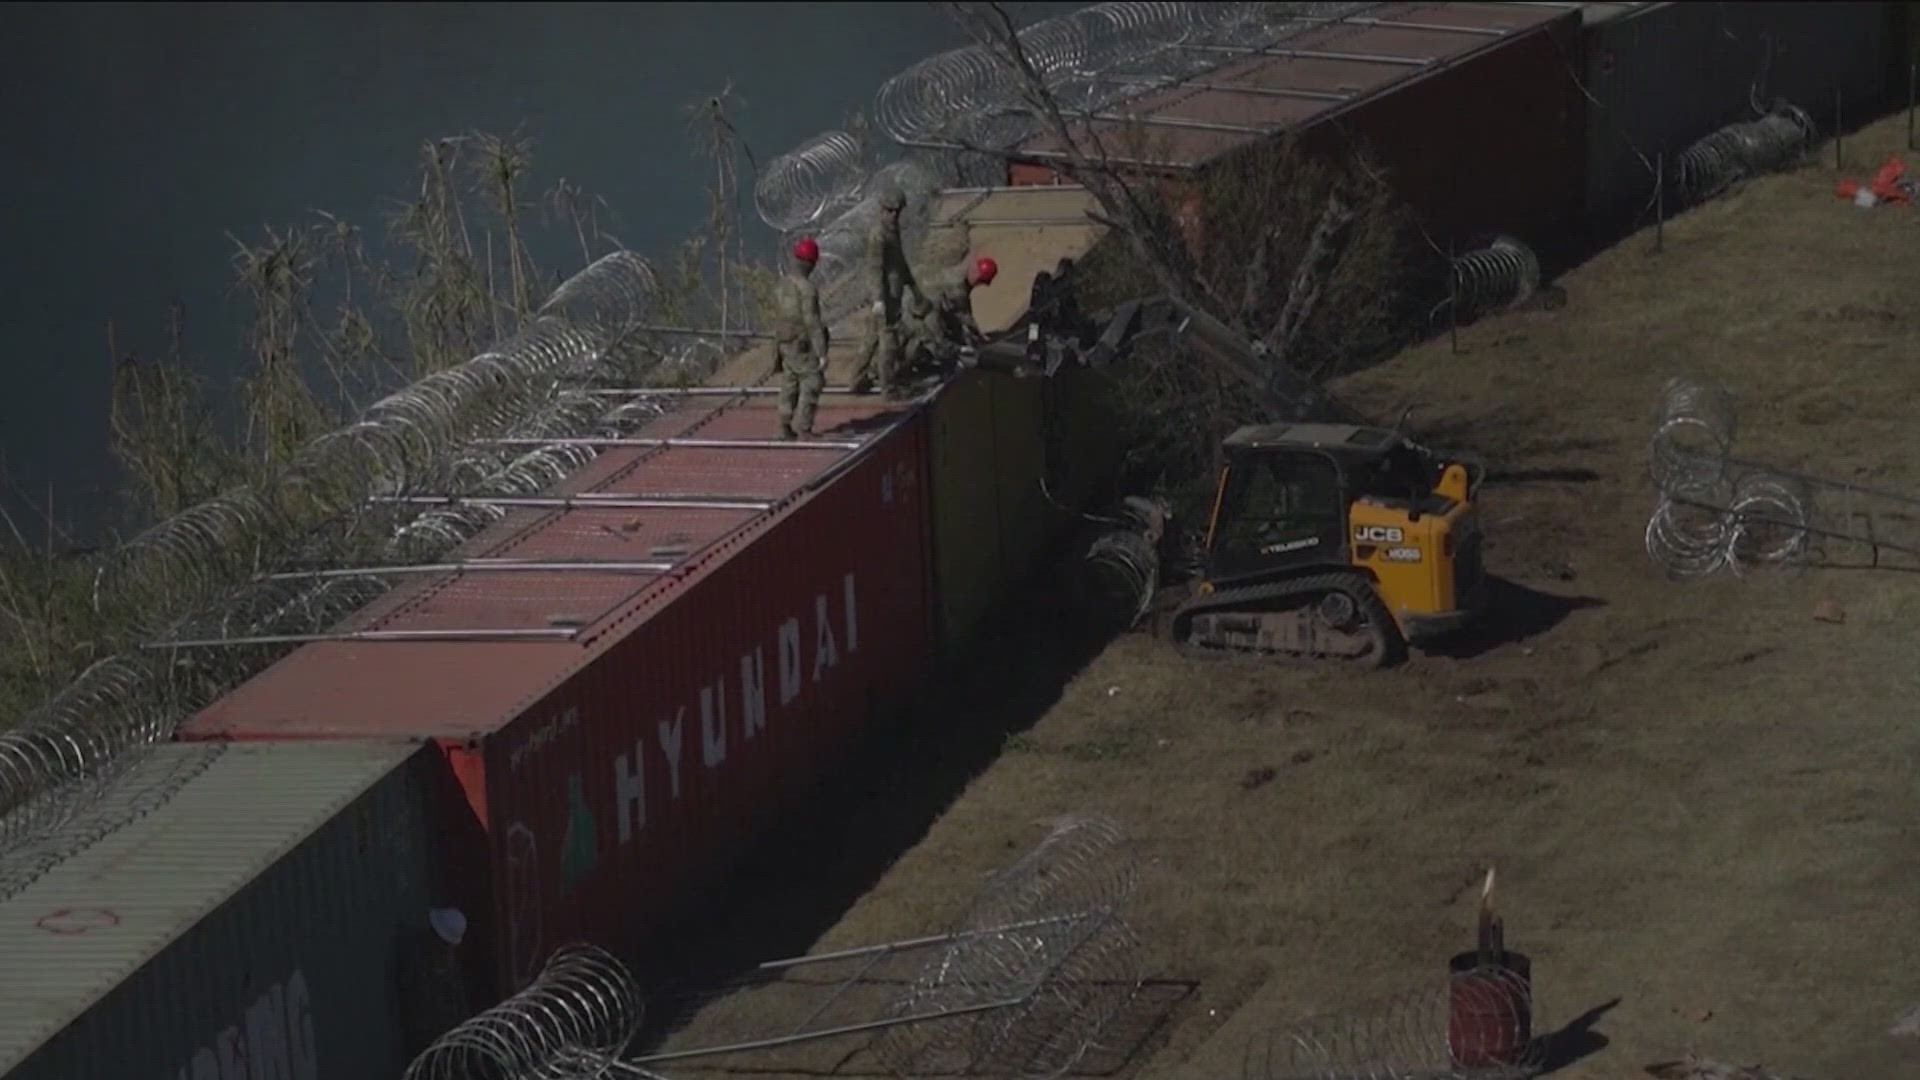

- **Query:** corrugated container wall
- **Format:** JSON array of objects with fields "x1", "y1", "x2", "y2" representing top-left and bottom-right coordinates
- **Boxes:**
[
  {"x1": 1295, "y1": 15, "x2": 1586, "y2": 252},
  {"x1": 472, "y1": 414, "x2": 935, "y2": 992},
  {"x1": 3, "y1": 742, "x2": 440, "y2": 1080},
  {"x1": 1045, "y1": 365, "x2": 1123, "y2": 511},
  {"x1": 927, "y1": 371, "x2": 1061, "y2": 649},
  {"x1": 1583, "y1": 2, "x2": 1903, "y2": 218}
]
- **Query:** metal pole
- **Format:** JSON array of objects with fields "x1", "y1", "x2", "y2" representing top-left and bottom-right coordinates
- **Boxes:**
[
  {"x1": 1834, "y1": 87, "x2": 1843, "y2": 171},
  {"x1": 630, "y1": 323, "x2": 774, "y2": 339},
  {"x1": 755, "y1": 913, "x2": 1110, "y2": 971},
  {"x1": 628, "y1": 996, "x2": 1026, "y2": 1065},
  {"x1": 1654, "y1": 151, "x2": 1665, "y2": 254},
  {"x1": 588, "y1": 386, "x2": 866, "y2": 398},
  {"x1": 368, "y1": 494, "x2": 775, "y2": 511},
  {"x1": 475, "y1": 436, "x2": 864, "y2": 451},
  {"x1": 1908, "y1": 63, "x2": 1916, "y2": 153},
  {"x1": 259, "y1": 559, "x2": 677, "y2": 583},
  {"x1": 1447, "y1": 239, "x2": 1459, "y2": 355},
  {"x1": 144, "y1": 627, "x2": 580, "y2": 649}
]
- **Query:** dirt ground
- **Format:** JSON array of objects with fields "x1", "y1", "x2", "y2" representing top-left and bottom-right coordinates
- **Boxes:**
[{"x1": 648, "y1": 113, "x2": 1920, "y2": 1080}]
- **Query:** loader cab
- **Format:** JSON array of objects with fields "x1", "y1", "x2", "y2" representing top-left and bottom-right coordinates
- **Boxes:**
[{"x1": 1203, "y1": 422, "x2": 1449, "y2": 575}]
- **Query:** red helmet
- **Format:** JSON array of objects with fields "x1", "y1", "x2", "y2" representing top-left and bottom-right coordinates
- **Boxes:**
[
  {"x1": 973, "y1": 256, "x2": 998, "y2": 285},
  {"x1": 793, "y1": 237, "x2": 820, "y2": 263}
]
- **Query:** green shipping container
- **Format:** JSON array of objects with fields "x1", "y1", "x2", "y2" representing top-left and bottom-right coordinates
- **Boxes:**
[
  {"x1": 928, "y1": 371, "x2": 1053, "y2": 648},
  {"x1": 929, "y1": 365, "x2": 1126, "y2": 649},
  {"x1": 0, "y1": 741, "x2": 450, "y2": 1080}
]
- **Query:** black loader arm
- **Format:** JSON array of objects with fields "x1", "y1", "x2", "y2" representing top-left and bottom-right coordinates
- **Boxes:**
[
  {"x1": 1132, "y1": 294, "x2": 1371, "y2": 425},
  {"x1": 969, "y1": 289, "x2": 1366, "y2": 427}
]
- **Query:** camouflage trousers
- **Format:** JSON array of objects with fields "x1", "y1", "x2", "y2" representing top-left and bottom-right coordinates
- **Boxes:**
[
  {"x1": 850, "y1": 316, "x2": 958, "y2": 394},
  {"x1": 776, "y1": 340, "x2": 825, "y2": 436},
  {"x1": 847, "y1": 314, "x2": 903, "y2": 393}
]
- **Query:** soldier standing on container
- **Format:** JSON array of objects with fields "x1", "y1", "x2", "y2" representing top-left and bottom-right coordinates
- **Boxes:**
[
  {"x1": 773, "y1": 236, "x2": 830, "y2": 441},
  {"x1": 900, "y1": 254, "x2": 997, "y2": 378},
  {"x1": 847, "y1": 185, "x2": 925, "y2": 400}
]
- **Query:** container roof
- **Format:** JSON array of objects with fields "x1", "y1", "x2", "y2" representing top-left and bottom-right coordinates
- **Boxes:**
[
  {"x1": 0, "y1": 741, "x2": 419, "y2": 1073},
  {"x1": 1016, "y1": 2, "x2": 1575, "y2": 171},
  {"x1": 928, "y1": 185, "x2": 1107, "y2": 332},
  {"x1": 183, "y1": 396, "x2": 912, "y2": 741}
]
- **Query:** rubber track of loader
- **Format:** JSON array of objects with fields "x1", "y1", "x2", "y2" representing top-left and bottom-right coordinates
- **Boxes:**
[{"x1": 1166, "y1": 570, "x2": 1405, "y2": 669}]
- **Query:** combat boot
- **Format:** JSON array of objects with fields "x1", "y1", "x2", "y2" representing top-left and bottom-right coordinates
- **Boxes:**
[
  {"x1": 849, "y1": 376, "x2": 876, "y2": 395},
  {"x1": 776, "y1": 423, "x2": 797, "y2": 442}
]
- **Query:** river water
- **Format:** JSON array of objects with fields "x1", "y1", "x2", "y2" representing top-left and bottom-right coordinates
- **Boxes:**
[{"x1": 1, "y1": 1, "x2": 1077, "y2": 542}]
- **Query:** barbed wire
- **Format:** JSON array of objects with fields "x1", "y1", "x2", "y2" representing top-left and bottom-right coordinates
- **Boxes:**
[
  {"x1": 0, "y1": 741, "x2": 226, "y2": 901},
  {"x1": 1644, "y1": 375, "x2": 1920, "y2": 581},
  {"x1": 0, "y1": 246, "x2": 768, "y2": 839},
  {"x1": 755, "y1": 130, "x2": 870, "y2": 233},
  {"x1": 0, "y1": 656, "x2": 186, "y2": 822},
  {"x1": 867, "y1": 3, "x2": 1375, "y2": 153},
  {"x1": 1434, "y1": 237, "x2": 1542, "y2": 324},
  {"x1": 875, "y1": 814, "x2": 1143, "y2": 1079},
  {"x1": 1646, "y1": 375, "x2": 1812, "y2": 579},
  {"x1": 1243, "y1": 965, "x2": 1543, "y2": 1080},
  {"x1": 403, "y1": 944, "x2": 645, "y2": 1080},
  {"x1": 1672, "y1": 99, "x2": 1818, "y2": 203},
  {"x1": 405, "y1": 815, "x2": 1147, "y2": 1080}
]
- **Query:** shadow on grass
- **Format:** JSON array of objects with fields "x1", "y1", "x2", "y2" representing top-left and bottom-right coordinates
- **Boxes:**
[
  {"x1": 1535, "y1": 997, "x2": 1619, "y2": 1076},
  {"x1": 1423, "y1": 577, "x2": 1606, "y2": 661},
  {"x1": 628, "y1": 555, "x2": 1118, "y2": 1052}
]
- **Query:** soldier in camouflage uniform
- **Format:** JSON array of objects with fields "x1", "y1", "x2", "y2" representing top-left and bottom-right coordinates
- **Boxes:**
[
  {"x1": 773, "y1": 236, "x2": 830, "y2": 440},
  {"x1": 847, "y1": 185, "x2": 925, "y2": 399},
  {"x1": 899, "y1": 254, "x2": 998, "y2": 379}
]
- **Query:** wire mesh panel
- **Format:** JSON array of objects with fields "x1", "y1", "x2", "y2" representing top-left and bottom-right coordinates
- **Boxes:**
[{"x1": 1645, "y1": 375, "x2": 1920, "y2": 580}]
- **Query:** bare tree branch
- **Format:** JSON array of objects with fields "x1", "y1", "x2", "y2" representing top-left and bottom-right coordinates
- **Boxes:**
[
  {"x1": 1258, "y1": 185, "x2": 1356, "y2": 364},
  {"x1": 934, "y1": 1, "x2": 1208, "y2": 306}
]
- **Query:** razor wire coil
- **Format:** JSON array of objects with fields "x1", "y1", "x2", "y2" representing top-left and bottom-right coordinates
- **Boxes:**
[
  {"x1": 405, "y1": 816, "x2": 1147, "y2": 1080},
  {"x1": 1442, "y1": 236, "x2": 1541, "y2": 320},
  {"x1": 877, "y1": 814, "x2": 1143, "y2": 1079},
  {"x1": 756, "y1": 130, "x2": 869, "y2": 233},
  {"x1": 1673, "y1": 101, "x2": 1816, "y2": 202},
  {"x1": 1645, "y1": 375, "x2": 1817, "y2": 579},
  {"x1": 403, "y1": 944, "x2": 644, "y2": 1080},
  {"x1": 1244, "y1": 965, "x2": 1544, "y2": 1080}
]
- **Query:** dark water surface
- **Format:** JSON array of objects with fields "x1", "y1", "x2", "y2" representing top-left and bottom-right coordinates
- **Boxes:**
[{"x1": 1, "y1": 1, "x2": 1075, "y2": 541}]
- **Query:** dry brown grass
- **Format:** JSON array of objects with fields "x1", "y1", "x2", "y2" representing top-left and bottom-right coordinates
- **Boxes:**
[{"x1": 649, "y1": 113, "x2": 1920, "y2": 1080}]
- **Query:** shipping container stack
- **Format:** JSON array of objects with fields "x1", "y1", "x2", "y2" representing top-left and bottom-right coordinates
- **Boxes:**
[
  {"x1": 174, "y1": 395, "x2": 940, "y2": 1004},
  {"x1": 4, "y1": 4, "x2": 1911, "y2": 1076}
]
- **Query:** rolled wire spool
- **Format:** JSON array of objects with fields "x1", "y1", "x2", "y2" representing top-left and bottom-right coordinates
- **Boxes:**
[
  {"x1": 1450, "y1": 236, "x2": 1541, "y2": 316},
  {"x1": 1723, "y1": 471, "x2": 1812, "y2": 574},
  {"x1": 403, "y1": 944, "x2": 643, "y2": 1080},
  {"x1": 1650, "y1": 376, "x2": 1736, "y2": 494},
  {"x1": 754, "y1": 130, "x2": 866, "y2": 232},
  {"x1": 1646, "y1": 483, "x2": 1735, "y2": 579},
  {"x1": 1244, "y1": 966, "x2": 1543, "y2": 1080}
]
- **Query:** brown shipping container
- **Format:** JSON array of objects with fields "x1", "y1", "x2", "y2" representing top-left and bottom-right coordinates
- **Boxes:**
[
  {"x1": 1003, "y1": 4, "x2": 1588, "y2": 249},
  {"x1": 181, "y1": 399, "x2": 936, "y2": 997},
  {"x1": 1292, "y1": 15, "x2": 1586, "y2": 249}
]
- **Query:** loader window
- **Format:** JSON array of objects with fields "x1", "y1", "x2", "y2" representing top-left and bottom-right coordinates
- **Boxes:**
[
  {"x1": 1353, "y1": 444, "x2": 1443, "y2": 507},
  {"x1": 1212, "y1": 453, "x2": 1343, "y2": 565}
]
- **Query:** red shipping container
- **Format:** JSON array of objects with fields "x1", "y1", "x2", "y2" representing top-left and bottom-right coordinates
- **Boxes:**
[{"x1": 179, "y1": 398, "x2": 936, "y2": 997}]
